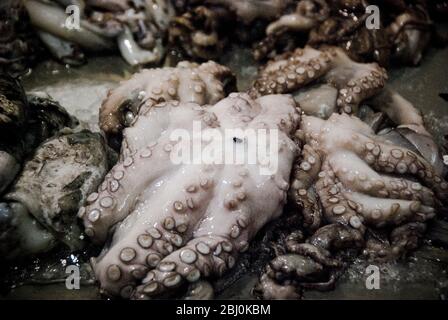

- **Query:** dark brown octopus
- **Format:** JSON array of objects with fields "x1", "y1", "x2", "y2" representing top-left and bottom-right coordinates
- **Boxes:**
[
  {"x1": 0, "y1": 0, "x2": 45, "y2": 76},
  {"x1": 253, "y1": 0, "x2": 436, "y2": 67},
  {"x1": 168, "y1": 5, "x2": 232, "y2": 60},
  {"x1": 167, "y1": 0, "x2": 295, "y2": 61}
]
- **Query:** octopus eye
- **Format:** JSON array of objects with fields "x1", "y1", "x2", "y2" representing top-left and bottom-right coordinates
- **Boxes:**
[{"x1": 124, "y1": 111, "x2": 136, "y2": 126}]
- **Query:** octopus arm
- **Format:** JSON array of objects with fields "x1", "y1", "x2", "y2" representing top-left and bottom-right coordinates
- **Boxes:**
[
  {"x1": 117, "y1": 26, "x2": 164, "y2": 66},
  {"x1": 369, "y1": 87, "x2": 429, "y2": 136},
  {"x1": 250, "y1": 46, "x2": 388, "y2": 116}
]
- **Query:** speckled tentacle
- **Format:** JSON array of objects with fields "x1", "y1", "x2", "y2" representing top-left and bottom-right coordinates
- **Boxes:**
[
  {"x1": 289, "y1": 144, "x2": 322, "y2": 231},
  {"x1": 250, "y1": 47, "x2": 333, "y2": 97},
  {"x1": 327, "y1": 150, "x2": 436, "y2": 206},
  {"x1": 250, "y1": 46, "x2": 388, "y2": 116},
  {"x1": 314, "y1": 164, "x2": 364, "y2": 232},
  {"x1": 370, "y1": 143, "x2": 447, "y2": 200},
  {"x1": 326, "y1": 48, "x2": 388, "y2": 114},
  {"x1": 80, "y1": 142, "x2": 176, "y2": 243},
  {"x1": 133, "y1": 235, "x2": 239, "y2": 299},
  {"x1": 91, "y1": 165, "x2": 218, "y2": 297}
]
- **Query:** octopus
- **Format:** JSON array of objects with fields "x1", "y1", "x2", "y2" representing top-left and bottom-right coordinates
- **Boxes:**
[
  {"x1": 256, "y1": 112, "x2": 448, "y2": 299},
  {"x1": 80, "y1": 39, "x2": 447, "y2": 298},
  {"x1": 23, "y1": 0, "x2": 175, "y2": 66},
  {"x1": 1, "y1": 130, "x2": 110, "y2": 260},
  {"x1": 193, "y1": 0, "x2": 292, "y2": 24},
  {"x1": 167, "y1": 0, "x2": 294, "y2": 61},
  {"x1": 249, "y1": 43, "x2": 447, "y2": 298},
  {"x1": 79, "y1": 92, "x2": 302, "y2": 298},
  {"x1": 0, "y1": 75, "x2": 111, "y2": 260},
  {"x1": 1, "y1": 75, "x2": 79, "y2": 195},
  {"x1": 99, "y1": 60, "x2": 236, "y2": 149},
  {"x1": 0, "y1": 0, "x2": 45, "y2": 76},
  {"x1": 168, "y1": 5, "x2": 231, "y2": 60},
  {"x1": 253, "y1": 0, "x2": 435, "y2": 67},
  {"x1": 249, "y1": 45, "x2": 445, "y2": 171}
]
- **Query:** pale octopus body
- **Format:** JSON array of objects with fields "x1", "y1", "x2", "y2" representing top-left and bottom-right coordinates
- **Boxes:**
[{"x1": 80, "y1": 93, "x2": 301, "y2": 298}]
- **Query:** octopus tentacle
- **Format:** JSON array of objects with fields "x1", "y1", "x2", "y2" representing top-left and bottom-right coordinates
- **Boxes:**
[
  {"x1": 134, "y1": 235, "x2": 238, "y2": 299},
  {"x1": 250, "y1": 47, "x2": 332, "y2": 97},
  {"x1": 250, "y1": 46, "x2": 387, "y2": 115},
  {"x1": 364, "y1": 222, "x2": 426, "y2": 260},
  {"x1": 361, "y1": 141, "x2": 448, "y2": 200},
  {"x1": 369, "y1": 87, "x2": 429, "y2": 136},
  {"x1": 285, "y1": 242, "x2": 341, "y2": 268},
  {"x1": 314, "y1": 166, "x2": 365, "y2": 232},
  {"x1": 257, "y1": 223, "x2": 362, "y2": 299},
  {"x1": 307, "y1": 224, "x2": 365, "y2": 252},
  {"x1": 326, "y1": 47, "x2": 388, "y2": 114},
  {"x1": 328, "y1": 150, "x2": 435, "y2": 206},
  {"x1": 289, "y1": 144, "x2": 322, "y2": 231},
  {"x1": 267, "y1": 0, "x2": 328, "y2": 35},
  {"x1": 80, "y1": 139, "x2": 176, "y2": 243},
  {"x1": 345, "y1": 193, "x2": 435, "y2": 226}
]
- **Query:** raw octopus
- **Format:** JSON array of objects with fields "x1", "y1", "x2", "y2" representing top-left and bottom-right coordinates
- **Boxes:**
[
  {"x1": 79, "y1": 93, "x2": 302, "y2": 298},
  {"x1": 249, "y1": 45, "x2": 445, "y2": 171},
  {"x1": 23, "y1": 0, "x2": 175, "y2": 65},
  {"x1": 81, "y1": 43, "x2": 447, "y2": 299},
  {"x1": 253, "y1": 0, "x2": 435, "y2": 66},
  {"x1": 0, "y1": 75, "x2": 110, "y2": 260},
  {"x1": 249, "y1": 44, "x2": 447, "y2": 299},
  {"x1": 255, "y1": 112, "x2": 448, "y2": 299}
]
